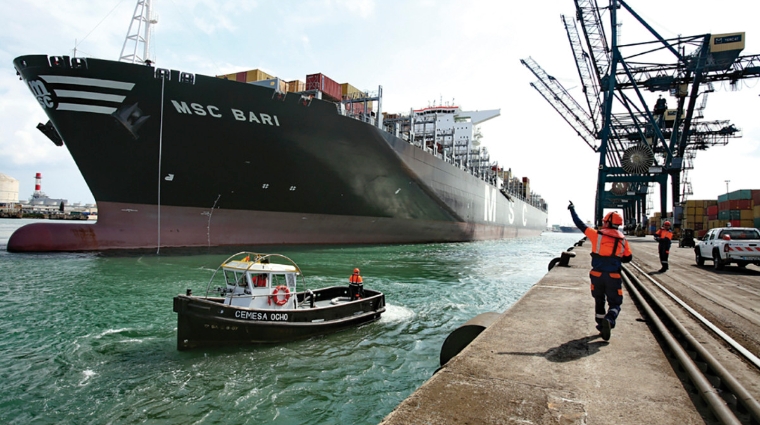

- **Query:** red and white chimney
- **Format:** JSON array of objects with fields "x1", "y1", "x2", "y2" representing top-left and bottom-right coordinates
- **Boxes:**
[{"x1": 34, "y1": 172, "x2": 42, "y2": 197}]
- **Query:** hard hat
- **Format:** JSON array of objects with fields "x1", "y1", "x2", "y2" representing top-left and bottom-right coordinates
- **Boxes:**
[
  {"x1": 603, "y1": 211, "x2": 623, "y2": 227},
  {"x1": 663, "y1": 221, "x2": 671, "y2": 227},
  {"x1": 353, "y1": 268, "x2": 360, "y2": 274}
]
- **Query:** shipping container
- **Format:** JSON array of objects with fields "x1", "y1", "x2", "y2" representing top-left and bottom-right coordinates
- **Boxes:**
[
  {"x1": 718, "y1": 193, "x2": 729, "y2": 203},
  {"x1": 246, "y1": 69, "x2": 274, "y2": 82},
  {"x1": 754, "y1": 205, "x2": 760, "y2": 218},
  {"x1": 344, "y1": 102, "x2": 365, "y2": 115},
  {"x1": 740, "y1": 210, "x2": 754, "y2": 220},
  {"x1": 753, "y1": 190, "x2": 760, "y2": 206},
  {"x1": 730, "y1": 199, "x2": 752, "y2": 210},
  {"x1": 216, "y1": 69, "x2": 274, "y2": 83},
  {"x1": 286, "y1": 80, "x2": 305, "y2": 93},
  {"x1": 305, "y1": 73, "x2": 342, "y2": 102},
  {"x1": 706, "y1": 205, "x2": 718, "y2": 215},
  {"x1": 340, "y1": 83, "x2": 365, "y2": 98},
  {"x1": 718, "y1": 200, "x2": 731, "y2": 211},
  {"x1": 249, "y1": 78, "x2": 286, "y2": 93},
  {"x1": 728, "y1": 189, "x2": 752, "y2": 201},
  {"x1": 755, "y1": 217, "x2": 760, "y2": 229}
]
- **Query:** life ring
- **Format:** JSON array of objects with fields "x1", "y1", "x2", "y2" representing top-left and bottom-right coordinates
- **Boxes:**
[{"x1": 270, "y1": 285, "x2": 291, "y2": 306}]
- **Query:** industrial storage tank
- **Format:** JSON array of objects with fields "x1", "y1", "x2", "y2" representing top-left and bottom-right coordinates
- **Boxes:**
[{"x1": 0, "y1": 173, "x2": 20, "y2": 204}]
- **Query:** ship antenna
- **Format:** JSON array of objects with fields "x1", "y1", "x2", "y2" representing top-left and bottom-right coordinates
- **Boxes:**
[{"x1": 119, "y1": 0, "x2": 157, "y2": 64}]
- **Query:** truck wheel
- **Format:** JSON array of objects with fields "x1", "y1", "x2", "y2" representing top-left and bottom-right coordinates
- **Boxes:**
[
  {"x1": 695, "y1": 249, "x2": 705, "y2": 266},
  {"x1": 737, "y1": 261, "x2": 748, "y2": 269},
  {"x1": 712, "y1": 250, "x2": 725, "y2": 270}
]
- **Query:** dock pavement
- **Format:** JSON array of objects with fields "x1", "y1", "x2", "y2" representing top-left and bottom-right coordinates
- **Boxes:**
[{"x1": 380, "y1": 237, "x2": 710, "y2": 425}]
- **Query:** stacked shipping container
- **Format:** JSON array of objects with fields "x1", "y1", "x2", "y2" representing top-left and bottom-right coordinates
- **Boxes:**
[
  {"x1": 682, "y1": 199, "x2": 718, "y2": 237},
  {"x1": 217, "y1": 69, "x2": 274, "y2": 83},
  {"x1": 678, "y1": 189, "x2": 760, "y2": 238},
  {"x1": 305, "y1": 73, "x2": 341, "y2": 102},
  {"x1": 218, "y1": 71, "x2": 367, "y2": 110}
]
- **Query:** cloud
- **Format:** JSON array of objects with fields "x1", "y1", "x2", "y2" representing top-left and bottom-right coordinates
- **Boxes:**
[{"x1": 335, "y1": 0, "x2": 375, "y2": 19}]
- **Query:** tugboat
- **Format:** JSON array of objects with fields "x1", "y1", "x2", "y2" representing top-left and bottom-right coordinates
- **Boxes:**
[{"x1": 173, "y1": 252, "x2": 385, "y2": 350}]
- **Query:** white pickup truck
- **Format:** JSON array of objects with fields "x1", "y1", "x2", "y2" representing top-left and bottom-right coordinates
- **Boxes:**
[{"x1": 695, "y1": 227, "x2": 760, "y2": 270}]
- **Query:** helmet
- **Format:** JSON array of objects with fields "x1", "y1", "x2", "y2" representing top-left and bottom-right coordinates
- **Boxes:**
[
  {"x1": 353, "y1": 268, "x2": 360, "y2": 274},
  {"x1": 663, "y1": 221, "x2": 671, "y2": 227},
  {"x1": 603, "y1": 211, "x2": 623, "y2": 227}
]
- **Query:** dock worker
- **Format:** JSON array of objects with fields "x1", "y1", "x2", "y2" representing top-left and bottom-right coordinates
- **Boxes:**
[
  {"x1": 654, "y1": 221, "x2": 673, "y2": 273},
  {"x1": 348, "y1": 268, "x2": 364, "y2": 300},
  {"x1": 254, "y1": 274, "x2": 267, "y2": 287},
  {"x1": 568, "y1": 201, "x2": 632, "y2": 341}
]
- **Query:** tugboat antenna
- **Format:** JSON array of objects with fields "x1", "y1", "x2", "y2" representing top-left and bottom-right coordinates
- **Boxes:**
[{"x1": 119, "y1": 0, "x2": 157, "y2": 64}]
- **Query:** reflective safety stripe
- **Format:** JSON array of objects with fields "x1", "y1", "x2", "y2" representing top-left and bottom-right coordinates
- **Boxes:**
[
  {"x1": 618, "y1": 289, "x2": 623, "y2": 296},
  {"x1": 590, "y1": 284, "x2": 595, "y2": 291},
  {"x1": 609, "y1": 273, "x2": 621, "y2": 279},
  {"x1": 596, "y1": 314, "x2": 606, "y2": 319},
  {"x1": 590, "y1": 270, "x2": 602, "y2": 277}
]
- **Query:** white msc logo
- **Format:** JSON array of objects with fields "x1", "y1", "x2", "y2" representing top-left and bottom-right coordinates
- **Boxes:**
[{"x1": 27, "y1": 80, "x2": 53, "y2": 108}]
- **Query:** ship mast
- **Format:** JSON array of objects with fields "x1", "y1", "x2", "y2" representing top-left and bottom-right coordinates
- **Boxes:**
[{"x1": 119, "y1": 0, "x2": 156, "y2": 64}]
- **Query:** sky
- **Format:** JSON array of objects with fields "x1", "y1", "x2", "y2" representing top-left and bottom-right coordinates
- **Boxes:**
[{"x1": 1, "y1": 0, "x2": 758, "y2": 226}]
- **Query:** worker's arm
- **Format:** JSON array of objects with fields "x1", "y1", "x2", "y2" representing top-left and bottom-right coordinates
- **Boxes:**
[{"x1": 568, "y1": 201, "x2": 588, "y2": 233}]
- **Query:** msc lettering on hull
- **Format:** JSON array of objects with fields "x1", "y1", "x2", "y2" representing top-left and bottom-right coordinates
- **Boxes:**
[{"x1": 171, "y1": 100, "x2": 280, "y2": 126}]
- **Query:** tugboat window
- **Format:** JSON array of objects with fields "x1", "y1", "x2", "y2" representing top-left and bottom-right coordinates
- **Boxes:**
[{"x1": 224, "y1": 270, "x2": 236, "y2": 286}]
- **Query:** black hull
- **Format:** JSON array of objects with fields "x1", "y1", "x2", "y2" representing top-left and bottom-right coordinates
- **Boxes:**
[
  {"x1": 173, "y1": 287, "x2": 385, "y2": 350},
  {"x1": 10, "y1": 55, "x2": 548, "y2": 252}
]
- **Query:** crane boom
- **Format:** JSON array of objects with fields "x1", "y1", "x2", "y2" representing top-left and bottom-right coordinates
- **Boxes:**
[{"x1": 521, "y1": 57, "x2": 598, "y2": 151}]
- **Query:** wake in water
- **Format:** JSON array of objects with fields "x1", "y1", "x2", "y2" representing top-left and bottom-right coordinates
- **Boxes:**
[{"x1": 380, "y1": 304, "x2": 416, "y2": 323}]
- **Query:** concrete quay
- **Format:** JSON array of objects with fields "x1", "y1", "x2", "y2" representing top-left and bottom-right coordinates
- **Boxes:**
[{"x1": 380, "y1": 239, "x2": 710, "y2": 425}]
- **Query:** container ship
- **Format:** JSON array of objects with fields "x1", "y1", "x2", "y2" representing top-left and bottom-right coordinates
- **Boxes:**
[{"x1": 9, "y1": 54, "x2": 548, "y2": 252}]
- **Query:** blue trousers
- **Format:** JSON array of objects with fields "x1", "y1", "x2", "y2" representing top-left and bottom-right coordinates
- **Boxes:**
[{"x1": 589, "y1": 270, "x2": 623, "y2": 328}]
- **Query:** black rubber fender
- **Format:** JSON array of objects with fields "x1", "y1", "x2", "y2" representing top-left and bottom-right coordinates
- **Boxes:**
[
  {"x1": 440, "y1": 312, "x2": 501, "y2": 367},
  {"x1": 548, "y1": 257, "x2": 561, "y2": 271}
]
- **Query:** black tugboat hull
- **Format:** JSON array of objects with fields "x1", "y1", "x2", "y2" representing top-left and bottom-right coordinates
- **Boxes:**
[{"x1": 173, "y1": 287, "x2": 385, "y2": 350}]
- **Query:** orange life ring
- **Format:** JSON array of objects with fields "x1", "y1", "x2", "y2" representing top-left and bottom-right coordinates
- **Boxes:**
[{"x1": 270, "y1": 285, "x2": 291, "y2": 306}]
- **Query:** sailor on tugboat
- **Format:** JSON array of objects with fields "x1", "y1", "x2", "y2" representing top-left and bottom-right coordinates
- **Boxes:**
[{"x1": 349, "y1": 268, "x2": 365, "y2": 300}]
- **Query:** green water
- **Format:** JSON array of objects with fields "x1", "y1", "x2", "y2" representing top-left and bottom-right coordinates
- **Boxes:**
[{"x1": 0, "y1": 219, "x2": 581, "y2": 424}]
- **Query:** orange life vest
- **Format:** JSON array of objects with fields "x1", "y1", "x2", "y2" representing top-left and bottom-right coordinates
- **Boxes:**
[
  {"x1": 591, "y1": 228, "x2": 629, "y2": 258},
  {"x1": 349, "y1": 273, "x2": 363, "y2": 284},
  {"x1": 655, "y1": 228, "x2": 673, "y2": 241}
]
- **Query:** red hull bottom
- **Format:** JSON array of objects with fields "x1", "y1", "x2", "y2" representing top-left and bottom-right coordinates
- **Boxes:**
[{"x1": 7, "y1": 202, "x2": 543, "y2": 252}]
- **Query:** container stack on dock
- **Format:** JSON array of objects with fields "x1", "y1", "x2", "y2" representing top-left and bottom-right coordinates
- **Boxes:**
[
  {"x1": 718, "y1": 189, "x2": 760, "y2": 229},
  {"x1": 682, "y1": 199, "x2": 719, "y2": 238},
  {"x1": 677, "y1": 190, "x2": 760, "y2": 237}
]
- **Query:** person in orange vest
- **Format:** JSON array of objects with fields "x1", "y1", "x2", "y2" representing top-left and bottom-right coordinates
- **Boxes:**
[
  {"x1": 654, "y1": 221, "x2": 673, "y2": 273},
  {"x1": 348, "y1": 268, "x2": 364, "y2": 300},
  {"x1": 569, "y1": 201, "x2": 633, "y2": 341}
]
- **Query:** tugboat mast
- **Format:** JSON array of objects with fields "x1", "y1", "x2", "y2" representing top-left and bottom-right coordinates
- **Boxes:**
[{"x1": 119, "y1": 0, "x2": 156, "y2": 64}]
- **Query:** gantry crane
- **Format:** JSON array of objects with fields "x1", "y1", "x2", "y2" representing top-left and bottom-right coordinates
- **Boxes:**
[{"x1": 522, "y1": 0, "x2": 760, "y2": 229}]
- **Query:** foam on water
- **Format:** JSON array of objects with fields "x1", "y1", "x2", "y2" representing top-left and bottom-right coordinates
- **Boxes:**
[{"x1": 380, "y1": 303, "x2": 416, "y2": 323}]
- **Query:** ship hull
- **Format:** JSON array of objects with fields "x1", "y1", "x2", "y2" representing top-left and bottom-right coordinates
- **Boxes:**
[{"x1": 9, "y1": 55, "x2": 547, "y2": 252}]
